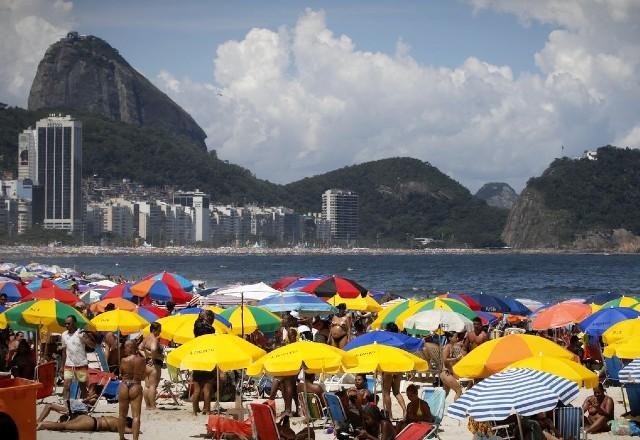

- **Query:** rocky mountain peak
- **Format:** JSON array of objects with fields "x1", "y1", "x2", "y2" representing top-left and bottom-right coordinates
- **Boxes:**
[{"x1": 475, "y1": 182, "x2": 518, "y2": 210}]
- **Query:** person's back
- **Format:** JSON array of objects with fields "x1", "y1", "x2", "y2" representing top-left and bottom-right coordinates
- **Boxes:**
[{"x1": 119, "y1": 340, "x2": 146, "y2": 440}]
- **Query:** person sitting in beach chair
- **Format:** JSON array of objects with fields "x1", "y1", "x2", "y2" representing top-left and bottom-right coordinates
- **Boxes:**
[{"x1": 582, "y1": 384, "x2": 614, "y2": 433}]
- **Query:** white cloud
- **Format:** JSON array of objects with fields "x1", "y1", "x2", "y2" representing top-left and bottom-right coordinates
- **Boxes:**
[{"x1": 0, "y1": 0, "x2": 73, "y2": 106}]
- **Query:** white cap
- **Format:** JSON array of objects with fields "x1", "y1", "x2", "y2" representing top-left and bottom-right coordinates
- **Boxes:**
[
  {"x1": 290, "y1": 310, "x2": 301, "y2": 319},
  {"x1": 297, "y1": 325, "x2": 311, "y2": 333}
]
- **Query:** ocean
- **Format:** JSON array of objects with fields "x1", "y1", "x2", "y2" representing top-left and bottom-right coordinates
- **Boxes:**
[{"x1": 2, "y1": 253, "x2": 639, "y2": 303}]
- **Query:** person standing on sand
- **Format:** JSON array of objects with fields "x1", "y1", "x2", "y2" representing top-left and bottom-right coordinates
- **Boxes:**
[
  {"x1": 139, "y1": 322, "x2": 163, "y2": 409},
  {"x1": 61, "y1": 315, "x2": 95, "y2": 399},
  {"x1": 119, "y1": 340, "x2": 146, "y2": 440},
  {"x1": 381, "y1": 323, "x2": 406, "y2": 419}
]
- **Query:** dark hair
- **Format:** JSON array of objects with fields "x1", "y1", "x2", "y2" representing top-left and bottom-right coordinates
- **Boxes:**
[
  {"x1": 66, "y1": 315, "x2": 78, "y2": 323},
  {"x1": 337, "y1": 303, "x2": 347, "y2": 311},
  {"x1": 362, "y1": 404, "x2": 383, "y2": 422},
  {"x1": 406, "y1": 384, "x2": 419, "y2": 394},
  {"x1": 204, "y1": 310, "x2": 215, "y2": 323},
  {"x1": 166, "y1": 301, "x2": 175, "y2": 311},
  {"x1": 385, "y1": 322, "x2": 399, "y2": 333},
  {"x1": 104, "y1": 303, "x2": 116, "y2": 311},
  {"x1": 472, "y1": 317, "x2": 482, "y2": 324},
  {"x1": 0, "y1": 293, "x2": 7, "y2": 300},
  {"x1": 150, "y1": 322, "x2": 161, "y2": 333}
]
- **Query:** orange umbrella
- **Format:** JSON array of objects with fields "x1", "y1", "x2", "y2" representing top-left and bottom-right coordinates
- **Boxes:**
[
  {"x1": 531, "y1": 302, "x2": 592, "y2": 330},
  {"x1": 89, "y1": 298, "x2": 137, "y2": 313}
]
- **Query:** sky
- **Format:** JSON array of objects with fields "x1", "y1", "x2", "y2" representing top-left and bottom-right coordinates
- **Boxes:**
[{"x1": 1, "y1": 0, "x2": 639, "y2": 192}]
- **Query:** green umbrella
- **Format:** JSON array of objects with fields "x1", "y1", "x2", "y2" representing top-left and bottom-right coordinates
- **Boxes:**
[
  {"x1": 600, "y1": 296, "x2": 639, "y2": 309},
  {"x1": 4, "y1": 299, "x2": 90, "y2": 332},
  {"x1": 219, "y1": 305, "x2": 281, "y2": 335}
]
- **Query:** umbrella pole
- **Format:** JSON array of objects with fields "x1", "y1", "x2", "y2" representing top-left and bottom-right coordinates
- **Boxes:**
[
  {"x1": 216, "y1": 367, "x2": 221, "y2": 413},
  {"x1": 516, "y1": 414, "x2": 524, "y2": 440},
  {"x1": 241, "y1": 292, "x2": 244, "y2": 337},
  {"x1": 303, "y1": 366, "x2": 311, "y2": 440}
]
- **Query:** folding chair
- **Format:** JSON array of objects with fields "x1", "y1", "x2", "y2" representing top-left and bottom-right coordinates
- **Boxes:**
[
  {"x1": 94, "y1": 344, "x2": 111, "y2": 372},
  {"x1": 554, "y1": 406, "x2": 586, "y2": 440},
  {"x1": 424, "y1": 387, "x2": 446, "y2": 438},
  {"x1": 249, "y1": 402, "x2": 281, "y2": 440},
  {"x1": 298, "y1": 391, "x2": 328, "y2": 428},
  {"x1": 35, "y1": 361, "x2": 56, "y2": 400},
  {"x1": 323, "y1": 373, "x2": 355, "y2": 392},
  {"x1": 323, "y1": 392, "x2": 356, "y2": 438},
  {"x1": 603, "y1": 355, "x2": 628, "y2": 412},
  {"x1": 395, "y1": 422, "x2": 435, "y2": 440}
]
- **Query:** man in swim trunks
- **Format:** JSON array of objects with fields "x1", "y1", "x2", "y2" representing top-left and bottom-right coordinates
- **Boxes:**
[
  {"x1": 582, "y1": 384, "x2": 614, "y2": 433},
  {"x1": 139, "y1": 322, "x2": 163, "y2": 409},
  {"x1": 466, "y1": 317, "x2": 488, "y2": 351},
  {"x1": 61, "y1": 315, "x2": 96, "y2": 399},
  {"x1": 120, "y1": 340, "x2": 146, "y2": 440},
  {"x1": 347, "y1": 373, "x2": 372, "y2": 413}
]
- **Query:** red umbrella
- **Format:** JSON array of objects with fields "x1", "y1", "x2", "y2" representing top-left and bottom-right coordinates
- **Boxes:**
[
  {"x1": 300, "y1": 276, "x2": 368, "y2": 299},
  {"x1": 22, "y1": 286, "x2": 80, "y2": 306},
  {"x1": 102, "y1": 283, "x2": 151, "y2": 304},
  {"x1": 439, "y1": 293, "x2": 481, "y2": 311},
  {"x1": 129, "y1": 279, "x2": 192, "y2": 304},
  {"x1": 139, "y1": 305, "x2": 169, "y2": 318},
  {"x1": 271, "y1": 276, "x2": 300, "y2": 291}
]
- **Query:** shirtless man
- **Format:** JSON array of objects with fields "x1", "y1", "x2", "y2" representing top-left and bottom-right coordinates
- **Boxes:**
[
  {"x1": 119, "y1": 340, "x2": 146, "y2": 440},
  {"x1": 139, "y1": 322, "x2": 163, "y2": 409},
  {"x1": 466, "y1": 318, "x2": 489, "y2": 351},
  {"x1": 328, "y1": 303, "x2": 352, "y2": 349},
  {"x1": 347, "y1": 373, "x2": 372, "y2": 412}
]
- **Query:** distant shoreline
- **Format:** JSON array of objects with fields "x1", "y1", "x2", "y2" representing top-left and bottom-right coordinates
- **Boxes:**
[{"x1": 0, "y1": 244, "x2": 630, "y2": 258}]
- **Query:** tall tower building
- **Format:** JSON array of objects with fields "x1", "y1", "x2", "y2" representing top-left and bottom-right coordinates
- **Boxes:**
[
  {"x1": 32, "y1": 115, "x2": 83, "y2": 231},
  {"x1": 321, "y1": 189, "x2": 359, "y2": 243}
]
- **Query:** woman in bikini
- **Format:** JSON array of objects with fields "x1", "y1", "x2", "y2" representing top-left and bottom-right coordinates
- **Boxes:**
[
  {"x1": 120, "y1": 340, "x2": 147, "y2": 440},
  {"x1": 38, "y1": 415, "x2": 133, "y2": 432}
]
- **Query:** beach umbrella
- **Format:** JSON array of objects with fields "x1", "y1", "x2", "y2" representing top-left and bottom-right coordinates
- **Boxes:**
[
  {"x1": 285, "y1": 275, "x2": 327, "y2": 292},
  {"x1": 0, "y1": 281, "x2": 30, "y2": 302},
  {"x1": 21, "y1": 285, "x2": 80, "y2": 306},
  {"x1": 327, "y1": 294, "x2": 381, "y2": 312},
  {"x1": 396, "y1": 298, "x2": 477, "y2": 329},
  {"x1": 219, "y1": 305, "x2": 281, "y2": 335},
  {"x1": 602, "y1": 317, "x2": 640, "y2": 345},
  {"x1": 403, "y1": 309, "x2": 474, "y2": 335},
  {"x1": 370, "y1": 299, "x2": 417, "y2": 330},
  {"x1": 257, "y1": 291, "x2": 337, "y2": 315},
  {"x1": 579, "y1": 307, "x2": 640, "y2": 336},
  {"x1": 89, "y1": 298, "x2": 137, "y2": 313},
  {"x1": 468, "y1": 293, "x2": 512, "y2": 313},
  {"x1": 345, "y1": 343, "x2": 428, "y2": 373},
  {"x1": 501, "y1": 297, "x2": 531, "y2": 316},
  {"x1": 90, "y1": 309, "x2": 149, "y2": 334},
  {"x1": 215, "y1": 282, "x2": 281, "y2": 302},
  {"x1": 24, "y1": 278, "x2": 70, "y2": 292},
  {"x1": 507, "y1": 355, "x2": 599, "y2": 388},
  {"x1": 143, "y1": 271, "x2": 193, "y2": 292},
  {"x1": 87, "y1": 279, "x2": 118, "y2": 289},
  {"x1": 146, "y1": 314, "x2": 231, "y2": 344},
  {"x1": 603, "y1": 342, "x2": 640, "y2": 359},
  {"x1": 0, "y1": 312, "x2": 7, "y2": 329},
  {"x1": 167, "y1": 333, "x2": 266, "y2": 371},
  {"x1": 600, "y1": 296, "x2": 640, "y2": 309},
  {"x1": 4, "y1": 299, "x2": 90, "y2": 332},
  {"x1": 130, "y1": 279, "x2": 192, "y2": 303},
  {"x1": 439, "y1": 293, "x2": 481, "y2": 310},
  {"x1": 447, "y1": 368, "x2": 579, "y2": 439},
  {"x1": 475, "y1": 310, "x2": 499, "y2": 326},
  {"x1": 175, "y1": 306, "x2": 207, "y2": 315},
  {"x1": 344, "y1": 330, "x2": 424, "y2": 352},
  {"x1": 140, "y1": 304, "x2": 170, "y2": 318},
  {"x1": 135, "y1": 306, "x2": 163, "y2": 323},
  {"x1": 271, "y1": 276, "x2": 300, "y2": 291},
  {"x1": 300, "y1": 276, "x2": 368, "y2": 299},
  {"x1": 79, "y1": 288, "x2": 107, "y2": 304},
  {"x1": 619, "y1": 359, "x2": 640, "y2": 384},
  {"x1": 453, "y1": 334, "x2": 578, "y2": 379},
  {"x1": 246, "y1": 340, "x2": 358, "y2": 376},
  {"x1": 530, "y1": 302, "x2": 592, "y2": 330},
  {"x1": 101, "y1": 283, "x2": 138, "y2": 301},
  {"x1": 590, "y1": 292, "x2": 620, "y2": 305},
  {"x1": 515, "y1": 298, "x2": 546, "y2": 312}
]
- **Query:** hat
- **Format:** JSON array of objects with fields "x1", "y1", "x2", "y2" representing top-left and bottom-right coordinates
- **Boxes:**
[
  {"x1": 297, "y1": 325, "x2": 311, "y2": 333},
  {"x1": 290, "y1": 310, "x2": 301, "y2": 319}
]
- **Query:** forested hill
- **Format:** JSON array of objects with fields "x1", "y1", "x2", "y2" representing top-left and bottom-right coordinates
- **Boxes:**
[{"x1": 283, "y1": 158, "x2": 508, "y2": 247}]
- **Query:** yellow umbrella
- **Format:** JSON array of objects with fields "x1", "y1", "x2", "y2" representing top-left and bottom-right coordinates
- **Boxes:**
[
  {"x1": 167, "y1": 334, "x2": 265, "y2": 371},
  {"x1": 345, "y1": 343, "x2": 428, "y2": 373},
  {"x1": 602, "y1": 317, "x2": 640, "y2": 345},
  {"x1": 453, "y1": 334, "x2": 578, "y2": 378},
  {"x1": 90, "y1": 309, "x2": 149, "y2": 333},
  {"x1": 370, "y1": 299, "x2": 417, "y2": 330},
  {"x1": 0, "y1": 312, "x2": 7, "y2": 329},
  {"x1": 327, "y1": 294, "x2": 382, "y2": 312},
  {"x1": 246, "y1": 341, "x2": 358, "y2": 376},
  {"x1": 603, "y1": 342, "x2": 640, "y2": 359},
  {"x1": 507, "y1": 355, "x2": 599, "y2": 388},
  {"x1": 144, "y1": 314, "x2": 230, "y2": 344}
]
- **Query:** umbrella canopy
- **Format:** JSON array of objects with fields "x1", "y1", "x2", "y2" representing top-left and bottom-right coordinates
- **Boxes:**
[
  {"x1": 79, "y1": 289, "x2": 107, "y2": 304},
  {"x1": 453, "y1": 334, "x2": 578, "y2": 378},
  {"x1": 396, "y1": 298, "x2": 477, "y2": 328},
  {"x1": 370, "y1": 299, "x2": 417, "y2": 330},
  {"x1": 579, "y1": 307, "x2": 640, "y2": 336},
  {"x1": 501, "y1": 297, "x2": 532, "y2": 316},
  {"x1": 403, "y1": 309, "x2": 474, "y2": 335},
  {"x1": 530, "y1": 302, "x2": 592, "y2": 330},
  {"x1": 590, "y1": 292, "x2": 620, "y2": 305},
  {"x1": 167, "y1": 334, "x2": 265, "y2": 371},
  {"x1": 507, "y1": 355, "x2": 599, "y2": 388},
  {"x1": 447, "y1": 368, "x2": 579, "y2": 422},
  {"x1": 285, "y1": 275, "x2": 327, "y2": 292},
  {"x1": 135, "y1": 306, "x2": 163, "y2": 323},
  {"x1": 4, "y1": 299, "x2": 90, "y2": 331},
  {"x1": 130, "y1": 279, "x2": 192, "y2": 304},
  {"x1": 327, "y1": 294, "x2": 381, "y2": 312},
  {"x1": 345, "y1": 344, "x2": 428, "y2": 373},
  {"x1": 147, "y1": 314, "x2": 231, "y2": 344},
  {"x1": 246, "y1": 340, "x2": 358, "y2": 376},
  {"x1": 603, "y1": 317, "x2": 640, "y2": 345},
  {"x1": 439, "y1": 293, "x2": 481, "y2": 310},
  {"x1": 102, "y1": 283, "x2": 137, "y2": 301},
  {"x1": 476, "y1": 310, "x2": 499, "y2": 326},
  {"x1": 25, "y1": 278, "x2": 70, "y2": 292},
  {"x1": 215, "y1": 282, "x2": 280, "y2": 301},
  {"x1": 139, "y1": 304, "x2": 170, "y2": 318},
  {"x1": 21, "y1": 285, "x2": 80, "y2": 306},
  {"x1": 271, "y1": 276, "x2": 300, "y2": 291},
  {"x1": 603, "y1": 342, "x2": 640, "y2": 359},
  {"x1": 144, "y1": 271, "x2": 193, "y2": 292},
  {"x1": 344, "y1": 330, "x2": 424, "y2": 352},
  {"x1": 468, "y1": 293, "x2": 511, "y2": 313},
  {"x1": 89, "y1": 298, "x2": 137, "y2": 313},
  {"x1": 0, "y1": 281, "x2": 30, "y2": 302},
  {"x1": 219, "y1": 305, "x2": 281, "y2": 335},
  {"x1": 90, "y1": 309, "x2": 149, "y2": 333},
  {"x1": 516, "y1": 298, "x2": 546, "y2": 312},
  {"x1": 600, "y1": 296, "x2": 640, "y2": 309},
  {"x1": 300, "y1": 276, "x2": 368, "y2": 299},
  {"x1": 257, "y1": 291, "x2": 337, "y2": 314},
  {"x1": 619, "y1": 358, "x2": 640, "y2": 384}
]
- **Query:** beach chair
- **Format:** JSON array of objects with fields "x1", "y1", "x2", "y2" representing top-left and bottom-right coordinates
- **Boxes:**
[
  {"x1": 94, "y1": 344, "x2": 111, "y2": 372},
  {"x1": 298, "y1": 391, "x2": 328, "y2": 428},
  {"x1": 490, "y1": 420, "x2": 516, "y2": 440},
  {"x1": 626, "y1": 383, "x2": 640, "y2": 417},
  {"x1": 35, "y1": 361, "x2": 56, "y2": 400},
  {"x1": 603, "y1": 355, "x2": 628, "y2": 412},
  {"x1": 323, "y1": 392, "x2": 356, "y2": 438},
  {"x1": 324, "y1": 373, "x2": 355, "y2": 392},
  {"x1": 421, "y1": 386, "x2": 435, "y2": 403},
  {"x1": 249, "y1": 402, "x2": 280, "y2": 440},
  {"x1": 554, "y1": 406, "x2": 586, "y2": 440},
  {"x1": 395, "y1": 422, "x2": 435, "y2": 440},
  {"x1": 424, "y1": 387, "x2": 446, "y2": 438}
]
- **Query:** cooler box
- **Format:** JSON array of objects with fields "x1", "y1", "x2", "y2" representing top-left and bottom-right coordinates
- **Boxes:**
[{"x1": 0, "y1": 378, "x2": 42, "y2": 440}]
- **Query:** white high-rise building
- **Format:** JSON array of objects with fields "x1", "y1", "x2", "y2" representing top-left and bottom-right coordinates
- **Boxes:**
[{"x1": 321, "y1": 189, "x2": 359, "y2": 243}]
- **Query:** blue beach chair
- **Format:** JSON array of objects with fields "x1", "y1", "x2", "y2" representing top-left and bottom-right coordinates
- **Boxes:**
[
  {"x1": 554, "y1": 406, "x2": 585, "y2": 440},
  {"x1": 424, "y1": 387, "x2": 446, "y2": 438},
  {"x1": 323, "y1": 392, "x2": 355, "y2": 437}
]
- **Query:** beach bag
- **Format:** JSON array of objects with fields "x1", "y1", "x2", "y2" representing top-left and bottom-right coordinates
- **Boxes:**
[{"x1": 609, "y1": 417, "x2": 631, "y2": 436}]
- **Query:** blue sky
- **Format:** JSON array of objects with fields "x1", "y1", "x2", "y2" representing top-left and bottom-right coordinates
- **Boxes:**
[{"x1": 1, "y1": 1, "x2": 639, "y2": 192}]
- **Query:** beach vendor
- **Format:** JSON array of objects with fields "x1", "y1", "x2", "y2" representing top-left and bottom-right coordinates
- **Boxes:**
[
  {"x1": 62, "y1": 315, "x2": 96, "y2": 399},
  {"x1": 582, "y1": 384, "x2": 614, "y2": 433},
  {"x1": 119, "y1": 340, "x2": 146, "y2": 440},
  {"x1": 139, "y1": 321, "x2": 163, "y2": 410}
]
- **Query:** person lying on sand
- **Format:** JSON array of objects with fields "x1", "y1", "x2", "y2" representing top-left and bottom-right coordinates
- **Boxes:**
[{"x1": 37, "y1": 415, "x2": 133, "y2": 433}]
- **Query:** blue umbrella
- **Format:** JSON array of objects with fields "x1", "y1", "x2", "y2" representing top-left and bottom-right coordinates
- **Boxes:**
[
  {"x1": 469, "y1": 293, "x2": 511, "y2": 313},
  {"x1": 285, "y1": 275, "x2": 327, "y2": 292},
  {"x1": 447, "y1": 368, "x2": 579, "y2": 423},
  {"x1": 25, "y1": 278, "x2": 70, "y2": 292},
  {"x1": 502, "y1": 297, "x2": 531, "y2": 315},
  {"x1": 136, "y1": 307, "x2": 161, "y2": 323},
  {"x1": 257, "y1": 291, "x2": 337, "y2": 314},
  {"x1": 475, "y1": 310, "x2": 499, "y2": 325},
  {"x1": 579, "y1": 307, "x2": 640, "y2": 336},
  {"x1": 344, "y1": 330, "x2": 424, "y2": 352},
  {"x1": 619, "y1": 359, "x2": 640, "y2": 384},
  {"x1": 590, "y1": 291, "x2": 619, "y2": 305},
  {"x1": 176, "y1": 307, "x2": 204, "y2": 315}
]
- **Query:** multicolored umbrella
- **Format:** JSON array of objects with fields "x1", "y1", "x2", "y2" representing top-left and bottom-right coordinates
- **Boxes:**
[
  {"x1": 468, "y1": 293, "x2": 511, "y2": 313},
  {"x1": 600, "y1": 296, "x2": 640, "y2": 309},
  {"x1": 271, "y1": 276, "x2": 301, "y2": 291},
  {"x1": 143, "y1": 271, "x2": 193, "y2": 292},
  {"x1": 344, "y1": 330, "x2": 424, "y2": 352},
  {"x1": 590, "y1": 291, "x2": 620, "y2": 305},
  {"x1": 327, "y1": 294, "x2": 381, "y2": 312},
  {"x1": 257, "y1": 291, "x2": 337, "y2": 314},
  {"x1": 4, "y1": 299, "x2": 90, "y2": 331},
  {"x1": 284, "y1": 275, "x2": 327, "y2": 292},
  {"x1": 476, "y1": 310, "x2": 499, "y2": 326},
  {"x1": 439, "y1": 293, "x2": 481, "y2": 310},
  {"x1": 300, "y1": 276, "x2": 368, "y2": 299},
  {"x1": 135, "y1": 306, "x2": 163, "y2": 323},
  {"x1": 89, "y1": 298, "x2": 137, "y2": 313},
  {"x1": 21, "y1": 285, "x2": 80, "y2": 306},
  {"x1": 579, "y1": 307, "x2": 640, "y2": 336},
  {"x1": 530, "y1": 302, "x2": 592, "y2": 330},
  {"x1": 403, "y1": 309, "x2": 474, "y2": 335},
  {"x1": 501, "y1": 297, "x2": 532, "y2": 315},
  {"x1": 0, "y1": 282, "x2": 30, "y2": 302},
  {"x1": 219, "y1": 305, "x2": 281, "y2": 335},
  {"x1": 129, "y1": 279, "x2": 192, "y2": 303},
  {"x1": 90, "y1": 309, "x2": 149, "y2": 334},
  {"x1": 396, "y1": 298, "x2": 477, "y2": 328},
  {"x1": 370, "y1": 299, "x2": 417, "y2": 330},
  {"x1": 24, "y1": 278, "x2": 70, "y2": 292},
  {"x1": 101, "y1": 283, "x2": 137, "y2": 301}
]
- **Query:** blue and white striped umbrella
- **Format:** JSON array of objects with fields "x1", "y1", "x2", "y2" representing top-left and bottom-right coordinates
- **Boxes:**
[
  {"x1": 447, "y1": 368, "x2": 579, "y2": 421},
  {"x1": 619, "y1": 359, "x2": 640, "y2": 383},
  {"x1": 257, "y1": 291, "x2": 337, "y2": 314}
]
